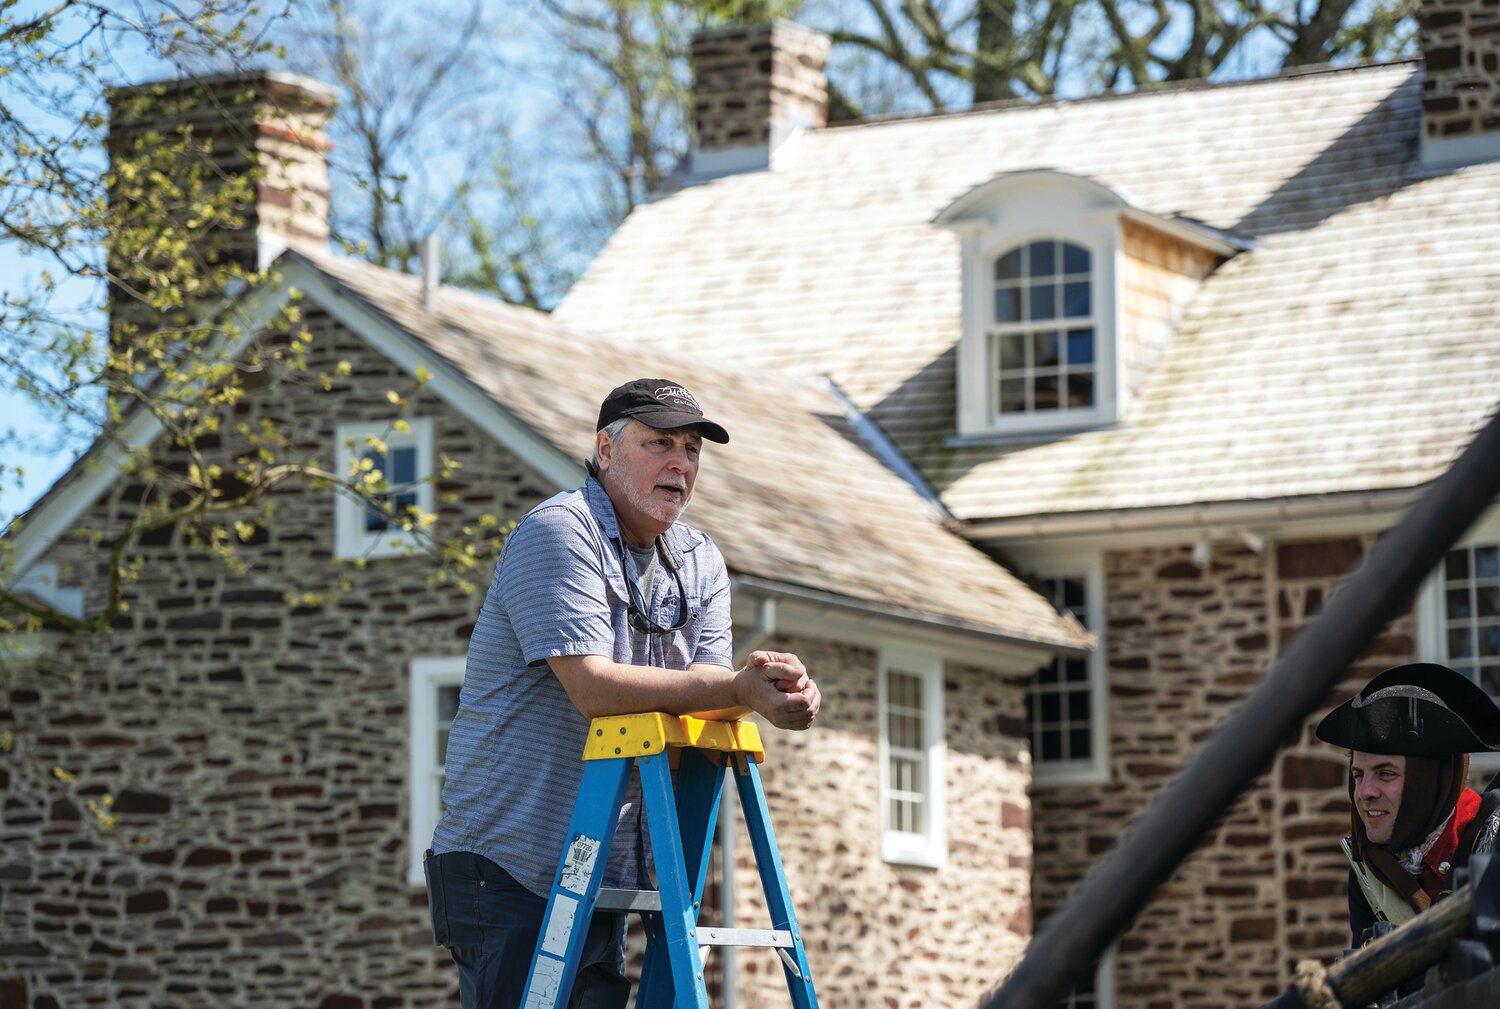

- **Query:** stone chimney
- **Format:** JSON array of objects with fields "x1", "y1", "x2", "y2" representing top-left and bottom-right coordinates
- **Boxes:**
[
  {"x1": 1420, "y1": 0, "x2": 1500, "y2": 169},
  {"x1": 690, "y1": 20, "x2": 829, "y2": 177},
  {"x1": 106, "y1": 71, "x2": 334, "y2": 341}
]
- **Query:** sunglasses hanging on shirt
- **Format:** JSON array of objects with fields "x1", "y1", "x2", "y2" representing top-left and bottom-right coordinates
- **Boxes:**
[{"x1": 617, "y1": 535, "x2": 690, "y2": 637}]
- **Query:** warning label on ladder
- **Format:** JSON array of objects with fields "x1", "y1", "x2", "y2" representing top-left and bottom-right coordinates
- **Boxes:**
[{"x1": 560, "y1": 833, "x2": 600, "y2": 894}]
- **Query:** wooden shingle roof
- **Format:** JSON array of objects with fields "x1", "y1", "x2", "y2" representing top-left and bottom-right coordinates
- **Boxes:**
[
  {"x1": 303, "y1": 251, "x2": 1089, "y2": 651},
  {"x1": 555, "y1": 61, "x2": 1500, "y2": 523}
]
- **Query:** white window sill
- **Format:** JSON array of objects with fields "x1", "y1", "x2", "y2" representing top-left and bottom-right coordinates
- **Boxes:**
[{"x1": 947, "y1": 420, "x2": 1121, "y2": 448}]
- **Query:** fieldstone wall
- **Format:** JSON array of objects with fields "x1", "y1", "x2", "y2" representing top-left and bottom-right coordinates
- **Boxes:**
[
  {"x1": 1031, "y1": 535, "x2": 1416, "y2": 1009},
  {"x1": 1420, "y1": 0, "x2": 1500, "y2": 141},
  {"x1": 732, "y1": 637, "x2": 1033, "y2": 1009},
  {"x1": 2, "y1": 306, "x2": 552, "y2": 1008}
]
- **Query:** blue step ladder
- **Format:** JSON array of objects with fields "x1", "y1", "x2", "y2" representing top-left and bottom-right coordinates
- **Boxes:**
[{"x1": 520, "y1": 712, "x2": 820, "y2": 1009}]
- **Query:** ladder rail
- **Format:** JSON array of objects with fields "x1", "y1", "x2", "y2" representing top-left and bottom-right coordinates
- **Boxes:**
[{"x1": 523, "y1": 713, "x2": 819, "y2": 1009}]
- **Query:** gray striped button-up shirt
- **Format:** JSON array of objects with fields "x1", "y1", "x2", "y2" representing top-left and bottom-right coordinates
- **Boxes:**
[{"x1": 430, "y1": 476, "x2": 734, "y2": 897}]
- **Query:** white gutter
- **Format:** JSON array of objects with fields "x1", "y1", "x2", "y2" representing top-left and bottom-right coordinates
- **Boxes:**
[
  {"x1": 959, "y1": 486, "x2": 1421, "y2": 542},
  {"x1": 731, "y1": 573, "x2": 1089, "y2": 656}
]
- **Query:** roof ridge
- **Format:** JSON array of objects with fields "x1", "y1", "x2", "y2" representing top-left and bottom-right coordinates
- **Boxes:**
[{"x1": 822, "y1": 56, "x2": 1420, "y2": 132}]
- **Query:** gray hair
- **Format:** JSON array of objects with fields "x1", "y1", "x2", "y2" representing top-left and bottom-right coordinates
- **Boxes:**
[{"x1": 591, "y1": 418, "x2": 631, "y2": 468}]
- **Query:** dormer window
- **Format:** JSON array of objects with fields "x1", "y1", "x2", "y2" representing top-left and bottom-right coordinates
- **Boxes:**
[
  {"x1": 935, "y1": 169, "x2": 1237, "y2": 442},
  {"x1": 992, "y1": 240, "x2": 1097, "y2": 417}
]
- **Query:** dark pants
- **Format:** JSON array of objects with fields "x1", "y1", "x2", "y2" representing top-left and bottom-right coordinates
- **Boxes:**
[{"x1": 425, "y1": 850, "x2": 629, "y2": 1009}]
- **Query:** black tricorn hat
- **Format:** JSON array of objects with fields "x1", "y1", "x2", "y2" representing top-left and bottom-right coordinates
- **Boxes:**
[{"x1": 1315, "y1": 662, "x2": 1500, "y2": 755}]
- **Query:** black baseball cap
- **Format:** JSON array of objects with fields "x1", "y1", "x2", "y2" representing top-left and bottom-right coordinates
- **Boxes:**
[{"x1": 596, "y1": 378, "x2": 729, "y2": 443}]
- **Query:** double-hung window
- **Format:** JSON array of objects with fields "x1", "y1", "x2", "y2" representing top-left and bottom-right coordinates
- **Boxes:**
[
  {"x1": 407, "y1": 656, "x2": 465, "y2": 883},
  {"x1": 992, "y1": 240, "x2": 1097, "y2": 418},
  {"x1": 879, "y1": 648, "x2": 946, "y2": 867},
  {"x1": 334, "y1": 418, "x2": 435, "y2": 559},
  {"x1": 1028, "y1": 558, "x2": 1109, "y2": 785},
  {"x1": 1418, "y1": 507, "x2": 1500, "y2": 715}
]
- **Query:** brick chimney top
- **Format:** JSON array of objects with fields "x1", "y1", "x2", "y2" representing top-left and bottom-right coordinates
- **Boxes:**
[
  {"x1": 1419, "y1": 0, "x2": 1500, "y2": 169},
  {"x1": 108, "y1": 70, "x2": 335, "y2": 271},
  {"x1": 690, "y1": 20, "x2": 830, "y2": 177}
]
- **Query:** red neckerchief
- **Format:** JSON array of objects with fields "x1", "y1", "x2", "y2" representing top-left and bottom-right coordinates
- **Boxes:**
[{"x1": 1420, "y1": 787, "x2": 1482, "y2": 903}]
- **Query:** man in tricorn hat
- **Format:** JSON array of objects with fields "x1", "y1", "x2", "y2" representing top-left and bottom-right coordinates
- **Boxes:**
[{"x1": 1316, "y1": 662, "x2": 1500, "y2": 945}]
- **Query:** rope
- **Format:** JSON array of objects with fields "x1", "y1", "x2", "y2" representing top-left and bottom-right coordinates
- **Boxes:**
[{"x1": 1293, "y1": 959, "x2": 1343, "y2": 1009}]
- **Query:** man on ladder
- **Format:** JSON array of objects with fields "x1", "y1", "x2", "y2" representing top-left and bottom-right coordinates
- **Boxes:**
[{"x1": 425, "y1": 378, "x2": 823, "y2": 1009}]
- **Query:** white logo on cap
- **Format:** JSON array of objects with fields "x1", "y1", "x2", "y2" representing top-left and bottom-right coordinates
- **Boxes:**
[{"x1": 653, "y1": 385, "x2": 700, "y2": 411}]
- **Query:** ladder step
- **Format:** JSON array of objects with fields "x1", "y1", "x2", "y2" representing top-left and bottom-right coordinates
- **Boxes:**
[
  {"x1": 698, "y1": 926, "x2": 793, "y2": 949},
  {"x1": 596, "y1": 888, "x2": 661, "y2": 912}
]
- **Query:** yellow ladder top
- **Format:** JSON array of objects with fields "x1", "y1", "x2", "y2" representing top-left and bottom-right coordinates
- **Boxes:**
[{"x1": 583, "y1": 712, "x2": 765, "y2": 763}]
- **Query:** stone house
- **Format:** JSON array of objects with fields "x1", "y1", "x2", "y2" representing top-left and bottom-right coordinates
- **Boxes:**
[
  {"x1": 3, "y1": 69, "x2": 1084, "y2": 1009},
  {"x1": 5, "y1": 5, "x2": 1500, "y2": 1009},
  {"x1": 553, "y1": 7, "x2": 1500, "y2": 1009}
]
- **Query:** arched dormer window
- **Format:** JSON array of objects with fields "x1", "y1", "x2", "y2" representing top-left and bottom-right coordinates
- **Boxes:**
[
  {"x1": 936, "y1": 171, "x2": 1122, "y2": 439},
  {"x1": 936, "y1": 170, "x2": 1239, "y2": 441}
]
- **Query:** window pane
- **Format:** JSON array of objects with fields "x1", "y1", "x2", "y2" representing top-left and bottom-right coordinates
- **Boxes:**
[
  {"x1": 1061, "y1": 578, "x2": 1087, "y2": 615},
  {"x1": 1069, "y1": 728, "x2": 1091, "y2": 758},
  {"x1": 995, "y1": 249, "x2": 1023, "y2": 281},
  {"x1": 1029, "y1": 282, "x2": 1057, "y2": 321},
  {"x1": 1480, "y1": 624, "x2": 1500, "y2": 658},
  {"x1": 1032, "y1": 330, "x2": 1060, "y2": 368},
  {"x1": 1450, "y1": 626, "x2": 1475, "y2": 658},
  {"x1": 1040, "y1": 693, "x2": 1062, "y2": 722},
  {"x1": 1038, "y1": 660, "x2": 1059, "y2": 685},
  {"x1": 1447, "y1": 550, "x2": 1470, "y2": 582},
  {"x1": 437, "y1": 728, "x2": 451, "y2": 763},
  {"x1": 1068, "y1": 691, "x2": 1090, "y2": 721},
  {"x1": 438, "y1": 685, "x2": 462, "y2": 722},
  {"x1": 365, "y1": 501, "x2": 389, "y2": 533},
  {"x1": 1484, "y1": 666, "x2": 1500, "y2": 697},
  {"x1": 1033, "y1": 372, "x2": 1060, "y2": 411},
  {"x1": 393, "y1": 446, "x2": 418, "y2": 485},
  {"x1": 1063, "y1": 282, "x2": 1091, "y2": 318},
  {"x1": 395, "y1": 491, "x2": 419, "y2": 514},
  {"x1": 999, "y1": 378, "x2": 1027, "y2": 413},
  {"x1": 1041, "y1": 730, "x2": 1063, "y2": 761},
  {"x1": 1065, "y1": 371, "x2": 1095, "y2": 409},
  {"x1": 1063, "y1": 243, "x2": 1090, "y2": 275},
  {"x1": 995, "y1": 287, "x2": 1021, "y2": 323},
  {"x1": 1028, "y1": 240, "x2": 1056, "y2": 276},
  {"x1": 999, "y1": 332, "x2": 1026, "y2": 369},
  {"x1": 1067, "y1": 328, "x2": 1095, "y2": 366},
  {"x1": 1065, "y1": 657, "x2": 1089, "y2": 684},
  {"x1": 1448, "y1": 587, "x2": 1473, "y2": 620},
  {"x1": 1480, "y1": 586, "x2": 1499, "y2": 618},
  {"x1": 1478, "y1": 546, "x2": 1500, "y2": 579}
]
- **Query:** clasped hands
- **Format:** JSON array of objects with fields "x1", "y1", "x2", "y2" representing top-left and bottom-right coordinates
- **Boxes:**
[{"x1": 734, "y1": 650, "x2": 821, "y2": 730}]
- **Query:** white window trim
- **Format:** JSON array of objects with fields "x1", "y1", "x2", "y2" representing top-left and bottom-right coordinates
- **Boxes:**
[
  {"x1": 334, "y1": 417, "x2": 435, "y2": 560},
  {"x1": 1416, "y1": 504, "x2": 1500, "y2": 776},
  {"x1": 1029, "y1": 553, "x2": 1111, "y2": 787},
  {"x1": 878, "y1": 646, "x2": 947, "y2": 868},
  {"x1": 408, "y1": 655, "x2": 465, "y2": 885},
  {"x1": 1081, "y1": 945, "x2": 1117, "y2": 1009},
  {"x1": 937, "y1": 172, "x2": 1124, "y2": 440}
]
